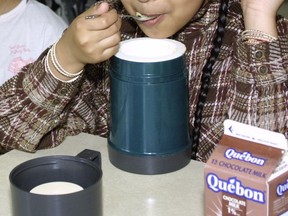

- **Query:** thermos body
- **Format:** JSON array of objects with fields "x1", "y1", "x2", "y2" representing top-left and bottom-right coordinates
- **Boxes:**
[{"x1": 108, "y1": 38, "x2": 191, "y2": 174}]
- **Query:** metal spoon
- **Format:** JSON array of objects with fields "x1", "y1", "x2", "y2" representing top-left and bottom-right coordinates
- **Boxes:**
[
  {"x1": 85, "y1": 14, "x2": 156, "y2": 22},
  {"x1": 121, "y1": 14, "x2": 157, "y2": 21}
]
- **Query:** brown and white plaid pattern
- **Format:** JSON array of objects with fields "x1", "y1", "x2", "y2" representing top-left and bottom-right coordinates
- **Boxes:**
[{"x1": 0, "y1": 0, "x2": 287, "y2": 162}]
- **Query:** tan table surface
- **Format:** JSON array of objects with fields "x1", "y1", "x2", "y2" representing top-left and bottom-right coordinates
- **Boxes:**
[{"x1": 0, "y1": 133, "x2": 205, "y2": 216}]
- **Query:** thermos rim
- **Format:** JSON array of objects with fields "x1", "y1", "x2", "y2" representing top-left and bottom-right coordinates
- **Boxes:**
[{"x1": 114, "y1": 37, "x2": 186, "y2": 63}]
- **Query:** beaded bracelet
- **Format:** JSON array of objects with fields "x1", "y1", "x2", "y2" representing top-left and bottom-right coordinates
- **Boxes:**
[
  {"x1": 50, "y1": 42, "x2": 83, "y2": 78},
  {"x1": 45, "y1": 50, "x2": 80, "y2": 83},
  {"x1": 242, "y1": 29, "x2": 278, "y2": 44}
]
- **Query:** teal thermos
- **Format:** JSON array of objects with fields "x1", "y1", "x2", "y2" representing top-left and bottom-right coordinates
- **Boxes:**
[{"x1": 108, "y1": 38, "x2": 191, "y2": 174}]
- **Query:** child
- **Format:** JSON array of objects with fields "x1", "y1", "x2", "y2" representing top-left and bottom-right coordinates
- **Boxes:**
[
  {"x1": 0, "y1": 0, "x2": 67, "y2": 85},
  {"x1": 0, "y1": 0, "x2": 287, "y2": 162}
]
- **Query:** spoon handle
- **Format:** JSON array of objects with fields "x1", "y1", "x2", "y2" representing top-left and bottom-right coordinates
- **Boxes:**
[{"x1": 85, "y1": 14, "x2": 155, "y2": 21}]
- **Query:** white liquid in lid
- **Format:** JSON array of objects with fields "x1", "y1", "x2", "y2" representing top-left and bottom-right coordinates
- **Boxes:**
[{"x1": 30, "y1": 181, "x2": 83, "y2": 195}]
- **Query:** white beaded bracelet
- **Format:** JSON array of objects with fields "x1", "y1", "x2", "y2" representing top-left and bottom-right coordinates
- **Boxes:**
[
  {"x1": 50, "y1": 41, "x2": 83, "y2": 78},
  {"x1": 242, "y1": 29, "x2": 278, "y2": 44},
  {"x1": 45, "y1": 52, "x2": 80, "y2": 83}
]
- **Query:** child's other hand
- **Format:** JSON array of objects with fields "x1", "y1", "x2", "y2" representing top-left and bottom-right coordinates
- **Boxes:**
[{"x1": 241, "y1": 0, "x2": 284, "y2": 36}]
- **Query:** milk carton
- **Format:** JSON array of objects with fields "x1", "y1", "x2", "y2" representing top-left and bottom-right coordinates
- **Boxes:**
[{"x1": 204, "y1": 120, "x2": 288, "y2": 216}]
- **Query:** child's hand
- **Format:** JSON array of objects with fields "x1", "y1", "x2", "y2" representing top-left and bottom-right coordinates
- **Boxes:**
[
  {"x1": 55, "y1": 2, "x2": 121, "y2": 74},
  {"x1": 241, "y1": 0, "x2": 284, "y2": 36}
]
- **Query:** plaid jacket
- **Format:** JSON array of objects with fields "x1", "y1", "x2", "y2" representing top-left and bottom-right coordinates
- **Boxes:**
[{"x1": 1, "y1": 0, "x2": 287, "y2": 162}]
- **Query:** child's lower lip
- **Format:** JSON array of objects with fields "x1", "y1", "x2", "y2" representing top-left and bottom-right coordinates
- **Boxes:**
[{"x1": 141, "y1": 15, "x2": 163, "y2": 26}]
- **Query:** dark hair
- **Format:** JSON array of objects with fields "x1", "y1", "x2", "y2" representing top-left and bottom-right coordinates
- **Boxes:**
[{"x1": 191, "y1": 0, "x2": 229, "y2": 160}]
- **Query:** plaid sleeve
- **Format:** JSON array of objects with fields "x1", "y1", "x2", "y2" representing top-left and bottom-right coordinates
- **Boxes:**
[
  {"x1": 227, "y1": 17, "x2": 288, "y2": 134},
  {"x1": 0, "y1": 51, "x2": 108, "y2": 153}
]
